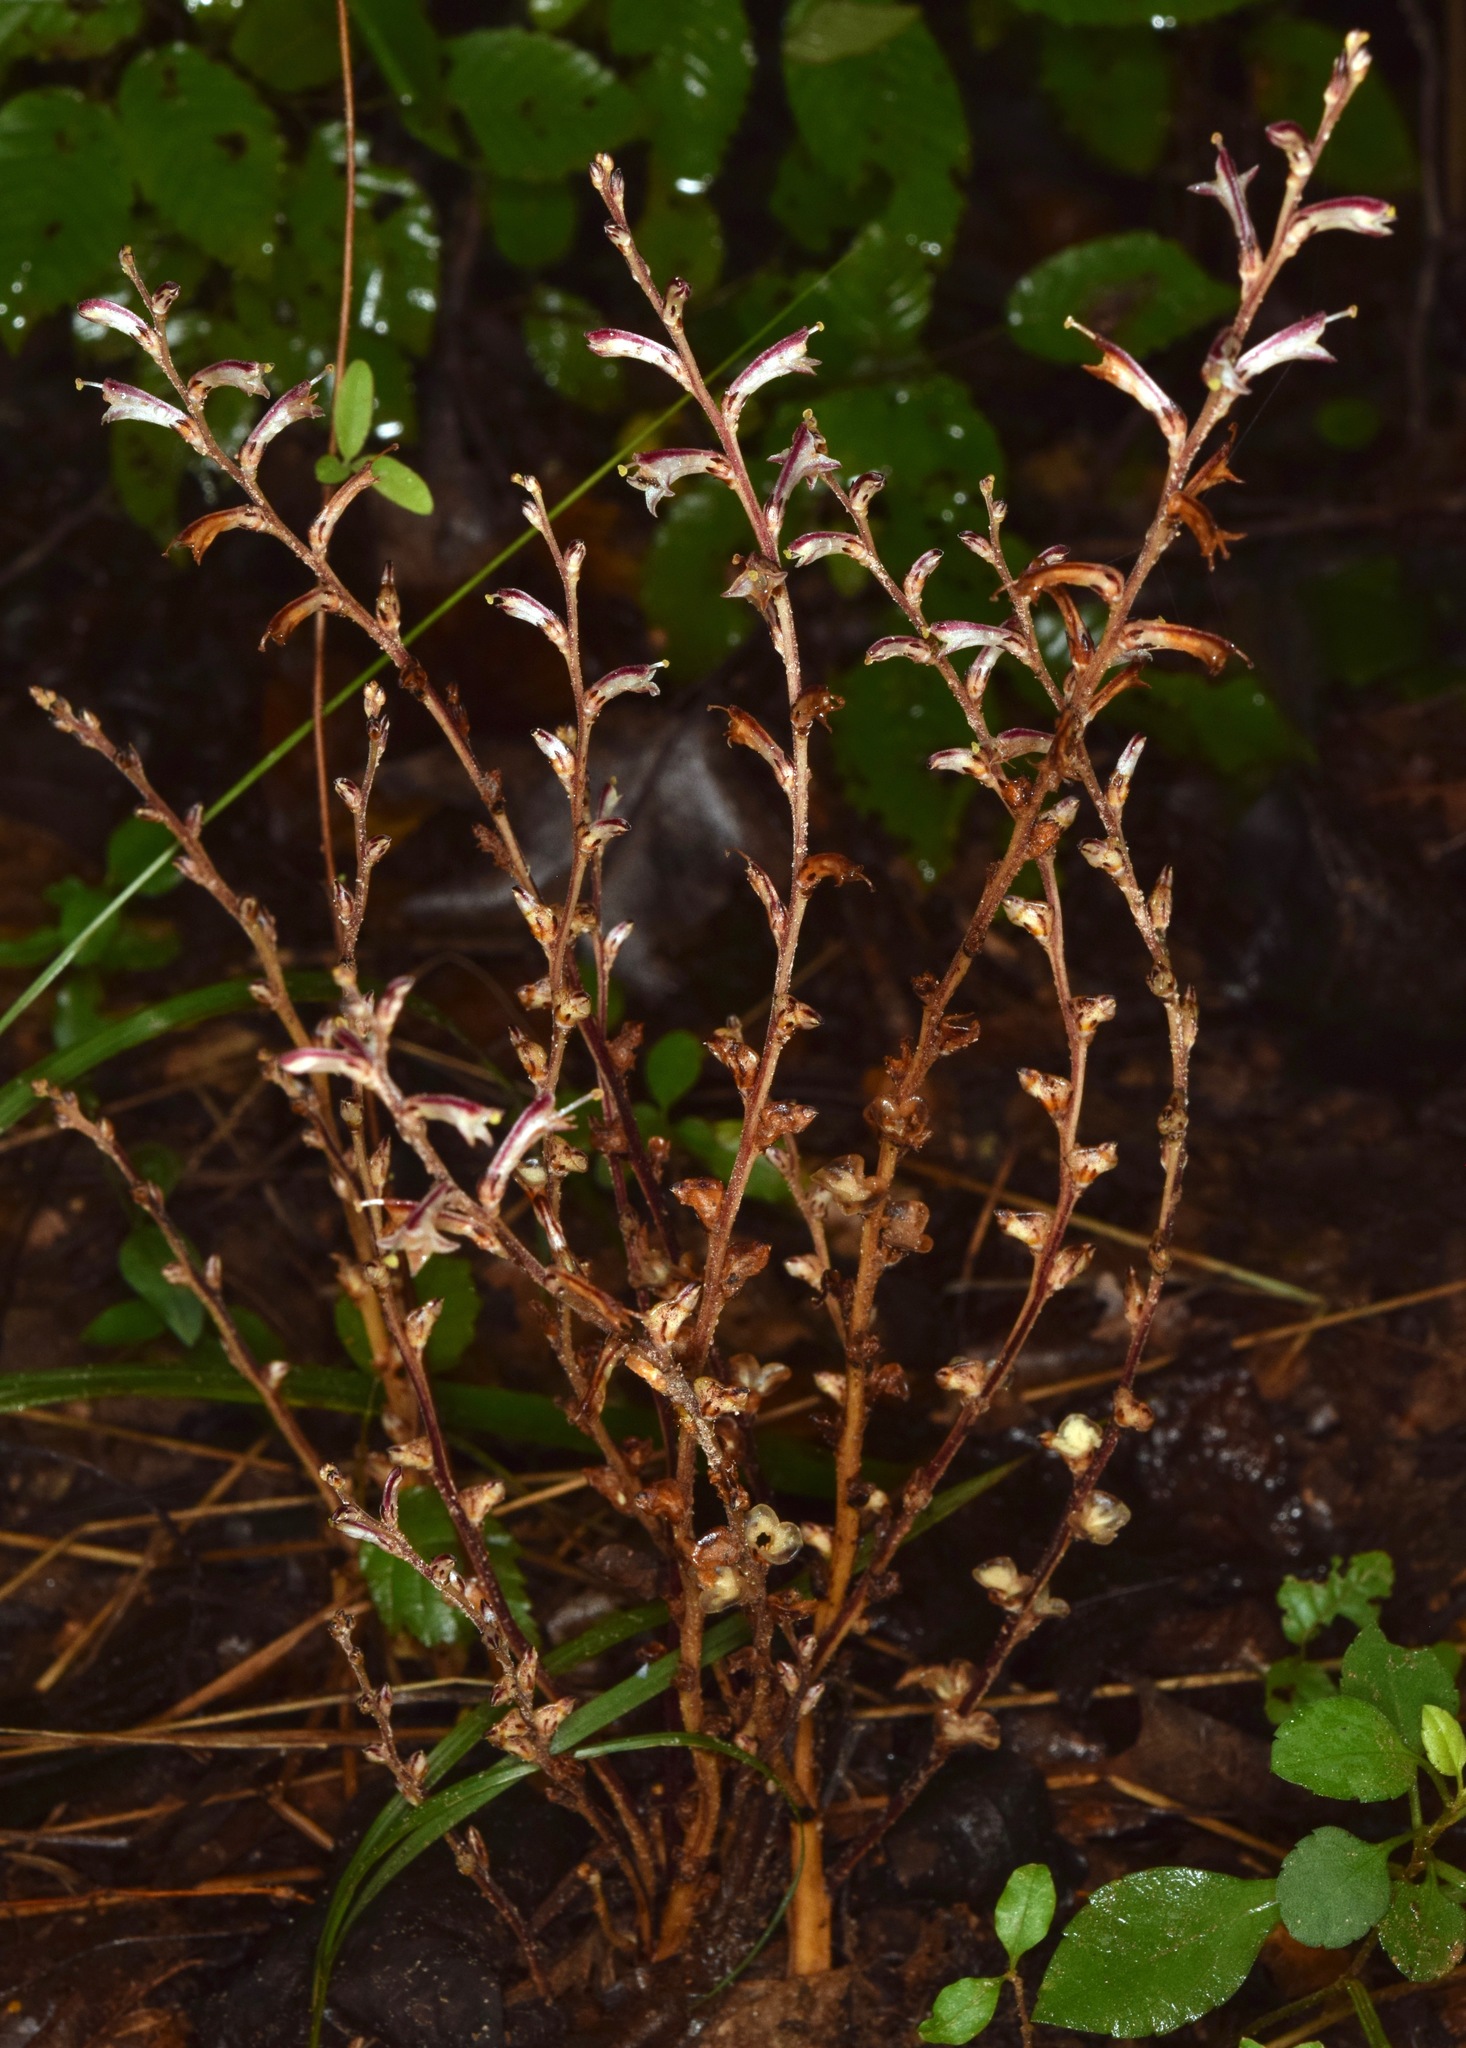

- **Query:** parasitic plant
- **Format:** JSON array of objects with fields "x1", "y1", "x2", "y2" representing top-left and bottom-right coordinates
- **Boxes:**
[{"x1": 35, "y1": 32, "x2": 1391, "y2": 2020}]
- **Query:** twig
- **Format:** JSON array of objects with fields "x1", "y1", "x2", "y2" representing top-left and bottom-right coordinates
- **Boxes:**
[{"x1": 1232, "y1": 1276, "x2": 1466, "y2": 1349}]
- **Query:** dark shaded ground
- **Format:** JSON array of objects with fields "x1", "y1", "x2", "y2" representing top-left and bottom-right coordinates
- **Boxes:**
[{"x1": 4, "y1": 1, "x2": 1466, "y2": 2041}]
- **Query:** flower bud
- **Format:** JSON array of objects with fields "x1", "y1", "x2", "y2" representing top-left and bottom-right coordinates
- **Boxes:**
[
  {"x1": 1073, "y1": 1491, "x2": 1131, "y2": 1545},
  {"x1": 1044, "y1": 1411, "x2": 1104, "y2": 1469}
]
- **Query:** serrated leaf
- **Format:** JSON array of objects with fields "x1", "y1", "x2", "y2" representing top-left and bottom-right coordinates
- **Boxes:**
[
  {"x1": 446, "y1": 28, "x2": 639, "y2": 179},
  {"x1": 1277, "y1": 1828, "x2": 1391, "y2": 1949},
  {"x1": 1265, "y1": 1653, "x2": 1337, "y2": 1727},
  {"x1": 1278, "y1": 1552, "x2": 1394, "y2": 1647},
  {"x1": 645, "y1": 1029, "x2": 703, "y2": 1112},
  {"x1": 117, "y1": 46, "x2": 281, "y2": 276},
  {"x1": 232, "y1": 0, "x2": 343, "y2": 92},
  {"x1": 1007, "y1": 231, "x2": 1231, "y2": 364},
  {"x1": 609, "y1": 0, "x2": 753, "y2": 188},
  {"x1": 334, "y1": 359, "x2": 374, "y2": 463},
  {"x1": 1379, "y1": 1879, "x2": 1466, "y2": 1982},
  {"x1": 371, "y1": 455, "x2": 433, "y2": 514},
  {"x1": 1422, "y1": 1705, "x2": 1466, "y2": 1779},
  {"x1": 0, "y1": 89, "x2": 131, "y2": 348},
  {"x1": 996, "y1": 1862, "x2": 1057, "y2": 1964},
  {"x1": 117, "y1": 1223, "x2": 205, "y2": 1347},
  {"x1": 787, "y1": 0, "x2": 917, "y2": 64},
  {"x1": 1040, "y1": 26, "x2": 1171, "y2": 177},
  {"x1": 1341, "y1": 1625, "x2": 1458, "y2": 1750},
  {"x1": 784, "y1": 0, "x2": 966, "y2": 190},
  {"x1": 1034, "y1": 1870, "x2": 1279, "y2": 2037},
  {"x1": 1271, "y1": 1695, "x2": 1418, "y2": 1802},
  {"x1": 919, "y1": 1976, "x2": 1003, "y2": 2045}
]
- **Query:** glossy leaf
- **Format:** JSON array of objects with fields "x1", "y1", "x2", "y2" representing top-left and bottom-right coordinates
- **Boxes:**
[
  {"x1": 1379, "y1": 1879, "x2": 1466, "y2": 1982},
  {"x1": 609, "y1": 0, "x2": 753, "y2": 190},
  {"x1": 919, "y1": 1977, "x2": 1003, "y2": 2045},
  {"x1": 787, "y1": 1, "x2": 917, "y2": 63},
  {"x1": 1271, "y1": 1694, "x2": 1418, "y2": 1802},
  {"x1": 784, "y1": 0, "x2": 966, "y2": 199},
  {"x1": 1341, "y1": 1624, "x2": 1459, "y2": 1750},
  {"x1": 117, "y1": 1224, "x2": 205, "y2": 1347},
  {"x1": 1006, "y1": 231, "x2": 1231, "y2": 364},
  {"x1": 415, "y1": 1252, "x2": 480, "y2": 1369},
  {"x1": 1278, "y1": 1551, "x2": 1394, "y2": 1646},
  {"x1": 996, "y1": 1862, "x2": 1057, "y2": 1964},
  {"x1": 117, "y1": 45, "x2": 281, "y2": 276},
  {"x1": 83, "y1": 1298, "x2": 167, "y2": 1348},
  {"x1": 446, "y1": 29, "x2": 639, "y2": 180},
  {"x1": 1276, "y1": 1827, "x2": 1391, "y2": 1949},
  {"x1": 0, "y1": 89, "x2": 130, "y2": 347},
  {"x1": 231, "y1": 0, "x2": 343, "y2": 92},
  {"x1": 1040, "y1": 27, "x2": 1171, "y2": 177},
  {"x1": 334, "y1": 359, "x2": 374, "y2": 463},
  {"x1": 1034, "y1": 1870, "x2": 1279, "y2": 2036},
  {"x1": 1264, "y1": 1653, "x2": 1336, "y2": 1728},
  {"x1": 359, "y1": 1484, "x2": 474, "y2": 1650},
  {"x1": 1422, "y1": 1704, "x2": 1466, "y2": 1780},
  {"x1": 351, "y1": 0, "x2": 457, "y2": 155},
  {"x1": 645, "y1": 1029, "x2": 704, "y2": 1112},
  {"x1": 676, "y1": 1116, "x2": 788, "y2": 1204}
]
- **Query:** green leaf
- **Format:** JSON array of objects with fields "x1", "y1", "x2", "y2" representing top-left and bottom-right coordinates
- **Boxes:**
[
  {"x1": 1007, "y1": 231, "x2": 1231, "y2": 364},
  {"x1": 629, "y1": 186, "x2": 725, "y2": 296},
  {"x1": 1379, "y1": 1878, "x2": 1466, "y2": 1982},
  {"x1": 334, "y1": 359, "x2": 374, "y2": 463},
  {"x1": 117, "y1": 46, "x2": 282, "y2": 276},
  {"x1": 351, "y1": 0, "x2": 456, "y2": 155},
  {"x1": 1422, "y1": 1705, "x2": 1466, "y2": 1780},
  {"x1": 675, "y1": 1116, "x2": 788, "y2": 1204},
  {"x1": 529, "y1": 0, "x2": 592, "y2": 23},
  {"x1": 787, "y1": 0, "x2": 918, "y2": 64},
  {"x1": 1271, "y1": 1695, "x2": 1418, "y2": 1803},
  {"x1": 414, "y1": 1252, "x2": 480, "y2": 1369},
  {"x1": 117, "y1": 1224, "x2": 205, "y2": 1347},
  {"x1": 1278, "y1": 1552, "x2": 1394, "y2": 1647},
  {"x1": 919, "y1": 1976, "x2": 1003, "y2": 2044},
  {"x1": 1249, "y1": 17, "x2": 1416, "y2": 195},
  {"x1": 609, "y1": 0, "x2": 753, "y2": 189},
  {"x1": 488, "y1": 178, "x2": 577, "y2": 267},
  {"x1": 1341, "y1": 1625, "x2": 1459, "y2": 1751},
  {"x1": 1016, "y1": 0, "x2": 1258, "y2": 19},
  {"x1": 0, "y1": 89, "x2": 131, "y2": 348},
  {"x1": 1130, "y1": 673, "x2": 1309, "y2": 787},
  {"x1": 1277, "y1": 1828, "x2": 1392, "y2": 1949},
  {"x1": 446, "y1": 29, "x2": 640, "y2": 180},
  {"x1": 996, "y1": 1862, "x2": 1057, "y2": 1965},
  {"x1": 784, "y1": 1, "x2": 966, "y2": 193},
  {"x1": 360, "y1": 1484, "x2": 474, "y2": 1650},
  {"x1": 1035, "y1": 1869, "x2": 1278, "y2": 2036},
  {"x1": 522, "y1": 286, "x2": 625, "y2": 408},
  {"x1": 106, "y1": 818, "x2": 181, "y2": 899},
  {"x1": 646, "y1": 1029, "x2": 703, "y2": 1111},
  {"x1": 315, "y1": 454, "x2": 353, "y2": 485},
  {"x1": 1265, "y1": 1654, "x2": 1337, "y2": 1727},
  {"x1": 83, "y1": 1298, "x2": 167, "y2": 1347},
  {"x1": 1040, "y1": 26, "x2": 1171, "y2": 177},
  {"x1": 370, "y1": 455, "x2": 434, "y2": 515},
  {"x1": 7, "y1": 0, "x2": 142, "y2": 59},
  {"x1": 830, "y1": 658, "x2": 972, "y2": 874},
  {"x1": 231, "y1": 0, "x2": 343, "y2": 92},
  {"x1": 641, "y1": 484, "x2": 753, "y2": 676}
]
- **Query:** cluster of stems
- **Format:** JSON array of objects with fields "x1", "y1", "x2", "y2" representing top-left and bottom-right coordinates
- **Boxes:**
[{"x1": 38, "y1": 30, "x2": 1388, "y2": 1990}]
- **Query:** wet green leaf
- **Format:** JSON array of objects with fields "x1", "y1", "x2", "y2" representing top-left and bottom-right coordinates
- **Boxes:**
[
  {"x1": 1341, "y1": 1625, "x2": 1458, "y2": 1751},
  {"x1": 118, "y1": 1223, "x2": 205, "y2": 1347},
  {"x1": 446, "y1": 29, "x2": 639, "y2": 181},
  {"x1": 1380, "y1": 1878, "x2": 1466, "y2": 1982},
  {"x1": 784, "y1": 0, "x2": 965, "y2": 192},
  {"x1": 1007, "y1": 230, "x2": 1231, "y2": 363},
  {"x1": 488, "y1": 178, "x2": 576, "y2": 267},
  {"x1": 232, "y1": 0, "x2": 343, "y2": 92},
  {"x1": 371, "y1": 455, "x2": 433, "y2": 515},
  {"x1": 117, "y1": 45, "x2": 281, "y2": 276},
  {"x1": 996, "y1": 1862, "x2": 1057, "y2": 1964},
  {"x1": 414, "y1": 1252, "x2": 480, "y2": 1370},
  {"x1": 609, "y1": 0, "x2": 753, "y2": 190},
  {"x1": 1271, "y1": 1695, "x2": 1418, "y2": 1802},
  {"x1": 1265, "y1": 1653, "x2": 1336, "y2": 1727},
  {"x1": 787, "y1": 1, "x2": 918, "y2": 65},
  {"x1": 351, "y1": 0, "x2": 456, "y2": 155},
  {"x1": 1278, "y1": 1551, "x2": 1394, "y2": 1647},
  {"x1": 1277, "y1": 1827, "x2": 1391, "y2": 1949},
  {"x1": 0, "y1": 89, "x2": 131, "y2": 347},
  {"x1": 523, "y1": 286, "x2": 625, "y2": 408},
  {"x1": 646, "y1": 1029, "x2": 704, "y2": 1112},
  {"x1": 1249, "y1": 16, "x2": 1416, "y2": 195},
  {"x1": 1035, "y1": 1869, "x2": 1278, "y2": 2036},
  {"x1": 1040, "y1": 26, "x2": 1171, "y2": 176},
  {"x1": 919, "y1": 1976, "x2": 1003, "y2": 2044},
  {"x1": 83, "y1": 1298, "x2": 167, "y2": 1347},
  {"x1": 641, "y1": 484, "x2": 753, "y2": 676},
  {"x1": 768, "y1": 139, "x2": 885, "y2": 255}
]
